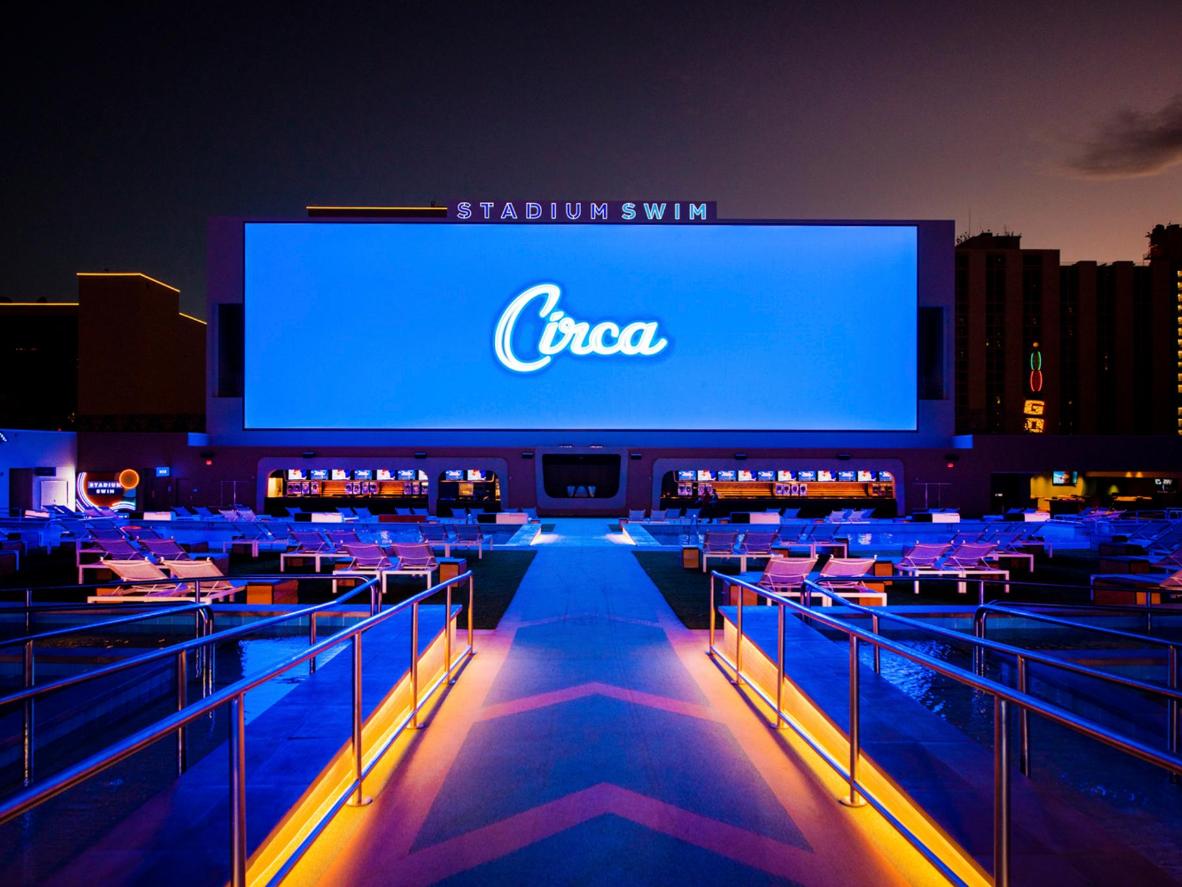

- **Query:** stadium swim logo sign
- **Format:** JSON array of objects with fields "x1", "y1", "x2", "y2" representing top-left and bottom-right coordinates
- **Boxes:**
[{"x1": 494, "y1": 283, "x2": 669, "y2": 374}]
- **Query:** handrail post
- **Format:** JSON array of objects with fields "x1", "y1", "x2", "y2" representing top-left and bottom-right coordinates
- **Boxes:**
[
  {"x1": 23, "y1": 639, "x2": 34, "y2": 787},
  {"x1": 371, "y1": 578, "x2": 379, "y2": 616},
  {"x1": 229, "y1": 693, "x2": 247, "y2": 887},
  {"x1": 871, "y1": 613, "x2": 881, "y2": 674},
  {"x1": 708, "y1": 573, "x2": 716, "y2": 654},
  {"x1": 734, "y1": 580, "x2": 744, "y2": 685},
  {"x1": 467, "y1": 574, "x2": 474, "y2": 654},
  {"x1": 348, "y1": 634, "x2": 372, "y2": 806},
  {"x1": 1016, "y1": 655, "x2": 1030, "y2": 777},
  {"x1": 176, "y1": 649, "x2": 188, "y2": 775},
  {"x1": 24, "y1": 587, "x2": 32, "y2": 636},
  {"x1": 775, "y1": 601, "x2": 785, "y2": 729},
  {"x1": 308, "y1": 613, "x2": 318, "y2": 674},
  {"x1": 445, "y1": 581, "x2": 454, "y2": 685},
  {"x1": 410, "y1": 601, "x2": 421, "y2": 728},
  {"x1": 978, "y1": 578, "x2": 986, "y2": 607},
  {"x1": 840, "y1": 635, "x2": 865, "y2": 807},
  {"x1": 993, "y1": 696, "x2": 1011, "y2": 887}
]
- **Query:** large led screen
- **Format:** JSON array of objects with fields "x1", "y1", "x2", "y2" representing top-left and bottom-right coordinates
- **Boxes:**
[{"x1": 244, "y1": 222, "x2": 917, "y2": 430}]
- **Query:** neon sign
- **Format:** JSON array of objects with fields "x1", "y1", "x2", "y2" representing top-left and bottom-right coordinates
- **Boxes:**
[{"x1": 493, "y1": 283, "x2": 669, "y2": 374}]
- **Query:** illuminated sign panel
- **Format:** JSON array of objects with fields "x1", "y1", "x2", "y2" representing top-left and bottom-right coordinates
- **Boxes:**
[{"x1": 244, "y1": 223, "x2": 918, "y2": 430}]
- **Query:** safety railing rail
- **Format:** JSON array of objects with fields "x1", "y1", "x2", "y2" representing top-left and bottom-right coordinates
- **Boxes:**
[
  {"x1": 0, "y1": 573, "x2": 383, "y2": 789},
  {"x1": 785, "y1": 574, "x2": 1182, "y2": 774},
  {"x1": 0, "y1": 570, "x2": 475, "y2": 887},
  {"x1": 0, "y1": 601, "x2": 210, "y2": 650},
  {"x1": 707, "y1": 571, "x2": 1182, "y2": 887}
]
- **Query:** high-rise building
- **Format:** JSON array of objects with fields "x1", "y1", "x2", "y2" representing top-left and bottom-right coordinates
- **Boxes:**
[{"x1": 955, "y1": 225, "x2": 1179, "y2": 435}]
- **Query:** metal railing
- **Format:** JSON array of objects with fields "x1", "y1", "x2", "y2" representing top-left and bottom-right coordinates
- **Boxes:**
[
  {"x1": 0, "y1": 573, "x2": 384, "y2": 789},
  {"x1": 707, "y1": 571, "x2": 1182, "y2": 887},
  {"x1": 0, "y1": 570, "x2": 474, "y2": 887},
  {"x1": 769, "y1": 574, "x2": 1182, "y2": 775}
]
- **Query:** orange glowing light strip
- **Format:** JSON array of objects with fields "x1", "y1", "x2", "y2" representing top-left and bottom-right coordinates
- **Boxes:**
[
  {"x1": 0, "y1": 301, "x2": 79, "y2": 306},
  {"x1": 178, "y1": 312, "x2": 207, "y2": 325},
  {"x1": 76, "y1": 272, "x2": 180, "y2": 293}
]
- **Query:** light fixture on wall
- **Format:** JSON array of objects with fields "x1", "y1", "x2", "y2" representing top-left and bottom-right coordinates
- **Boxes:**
[
  {"x1": 734, "y1": 452, "x2": 747, "y2": 461},
  {"x1": 521, "y1": 451, "x2": 535, "y2": 459},
  {"x1": 629, "y1": 452, "x2": 643, "y2": 460},
  {"x1": 301, "y1": 451, "x2": 317, "y2": 459},
  {"x1": 836, "y1": 452, "x2": 852, "y2": 461},
  {"x1": 414, "y1": 451, "x2": 428, "y2": 459}
]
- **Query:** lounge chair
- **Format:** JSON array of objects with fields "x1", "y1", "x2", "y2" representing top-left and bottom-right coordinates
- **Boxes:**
[
  {"x1": 420, "y1": 523, "x2": 453, "y2": 555},
  {"x1": 756, "y1": 556, "x2": 817, "y2": 602},
  {"x1": 738, "y1": 530, "x2": 778, "y2": 559},
  {"x1": 333, "y1": 543, "x2": 395, "y2": 595},
  {"x1": 161, "y1": 558, "x2": 240, "y2": 602},
  {"x1": 453, "y1": 524, "x2": 485, "y2": 559},
  {"x1": 700, "y1": 530, "x2": 739, "y2": 573},
  {"x1": 817, "y1": 556, "x2": 884, "y2": 606},
  {"x1": 88, "y1": 560, "x2": 185, "y2": 602}
]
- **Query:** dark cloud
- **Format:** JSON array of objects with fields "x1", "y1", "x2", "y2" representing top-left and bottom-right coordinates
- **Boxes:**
[{"x1": 1062, "y1": 93, "x2": 1182, "y2": 178}]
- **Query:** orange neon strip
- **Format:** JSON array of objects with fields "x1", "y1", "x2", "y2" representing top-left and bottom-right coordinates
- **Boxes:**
[
  {"x1": 178, "y1": 312, "x2": 207, "y2": 325},
  {"x1": 76, "y1": 272, "x2": 180, "y2": 293},
  {"x1": 0, "y1": 301, "x2": 79, "y2": 306}
]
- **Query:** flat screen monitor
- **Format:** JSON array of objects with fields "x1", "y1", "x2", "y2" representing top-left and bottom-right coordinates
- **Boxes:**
[
  {"x1": 330, "y1": 469, "x2": 348, "y2": 481},
  {"x1": 397, "y1": 469, "x2": 417, "y2": 481},
  {"x1": 817, "y1": 470, "x2": 835, "y2": 482},
  {"x1": 776, "y1": 470, "x2": 795, "y2": 482},
  {"x1": 757, "y1": 470, "x2": 775, "y2": 482},
  {"x1": 467, "y1": 469, "x2": 488, "y2": 482},
  {"x1": 676, "y1": 470, "x2": 695, "y2": 482},
  {"x1": 857, "y1": 470, "x2": 874, "y2": 482},
  {"x1": 444, "y1": 469, "x2": 464, "y2": 482},
  {"x1": 353, "y1": 469, "x2": 373, "y2": 480},
  {"x1": 377, "y1": 469, "x2": 394, "y2": 481},
  {"x1": 1051, "y1": 470, "x2": 1078, "y2": 486},
  {"x1": 717, "y1": 470, "x2": 737, "y2": 481},
  {"x1": 837, "y1": 470, "x2": 856, "y2": 482},
  {"x1": 797, "y1": 470, "x2": 817, "y2": 482},
  {"x1": 309, "y1": 468, "x2": 330, "y2": 481},
  {"x1": 737, "y1": 469, "x2": 755, "y2": 482},
  {"x1": 244, "y1": 222, "x2": 919, "y2": 430},
  {"x1": 287, "y1": 469, "x2": 306, "y2": 481},
  {"x1": 697, "y1": 469, "x2": 715, "y2": 482},
  {"x1": 878, "y1": 471, "x2": 894, "y2": 483}
]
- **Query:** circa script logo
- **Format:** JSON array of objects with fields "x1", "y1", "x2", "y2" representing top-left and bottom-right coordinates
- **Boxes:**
[{"x1": 493, "y1": 283, "x2": 669, "y2": 374}]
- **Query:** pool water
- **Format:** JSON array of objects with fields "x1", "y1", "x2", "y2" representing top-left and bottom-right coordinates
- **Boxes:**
[{"x1": 845, "y1": 621, "x2": 1182, "y2": 879}]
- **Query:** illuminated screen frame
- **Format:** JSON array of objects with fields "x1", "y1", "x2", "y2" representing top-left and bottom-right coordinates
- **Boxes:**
[{"x1": 241, "y1": 219, "x2": 924, "y2": 432}]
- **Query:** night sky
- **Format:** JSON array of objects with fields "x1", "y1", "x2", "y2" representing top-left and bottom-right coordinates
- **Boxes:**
[{"x1": 4, "y1": 1, "x2": 1180, "y2": 316}]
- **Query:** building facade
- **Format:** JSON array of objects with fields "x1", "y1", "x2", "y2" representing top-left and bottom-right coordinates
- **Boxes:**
[{"x1": 954, "y1": 225, "x2": 1182, "y2": 436}]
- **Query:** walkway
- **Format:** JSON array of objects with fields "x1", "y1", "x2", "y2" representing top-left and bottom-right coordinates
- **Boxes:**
[{"x1": 286, "y1": 519, "x2": 939, "y2": 885}]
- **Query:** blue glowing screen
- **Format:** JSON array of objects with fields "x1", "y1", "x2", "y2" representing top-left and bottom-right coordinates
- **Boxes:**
[{"x1": 244, "y1": 222, "x2": 917, "y2": 430}]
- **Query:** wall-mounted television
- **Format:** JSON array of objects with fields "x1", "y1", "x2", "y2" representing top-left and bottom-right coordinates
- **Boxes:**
[
  {"x1": 444, "y1": 469, "x2": 464, "y2": 481},
  {"x1": 717, "y1": 470, "x2": 737, "y2": 482},
  {"x1": 376, "y1": 469, "x2": 394, "y2": 481},
  {"x1": 676, "y1": 469, "x2": 696, "y2": 482},
  {"x1": 817, "y1": 470, "x2": 835, "y2": 482},
  {"x1": 697, "y1": 469, "x2": 715, "y2": 482},
  {"x1": 331, "y1": 469, "x2": 349, "y2": 481},
  {"x1": 737, "y1": 469, "x2": 755, "y2": 482},
  {"x1": 857, "y1": 470, "x2": 875, "y2": 482},
  {"x1": 756, "y1": 470, "x2": 775, "y2": 482},
  {"x1": 309, "y1": 468, "x2": 330, "y2": 481},
  {"x1": 1051, "y1": 470, "x2": 1078, "y2": 486},
  {"x1": 287, "y1": 468, "x2": 306, "y2": 480},
  {"x1": 353, "y1": 469, "x2": 373, "y2": 480},
  {"x1": 797, "y1": 470, "x2": 817, "y2": 482},
  {"x1": 397, "y1": 469, "x2": 417, "y2": 481},
  {"x1": 837, "y1": 470, "x2": 856, "y2": 482},
  {"x1": 777, "y1": 470, "x2": 795, "y2": 482}
]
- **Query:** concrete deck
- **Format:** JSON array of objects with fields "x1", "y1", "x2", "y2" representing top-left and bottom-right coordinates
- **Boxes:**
[{"x1": 286, "y1": 519, "x2": 942, "y2": 885}]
